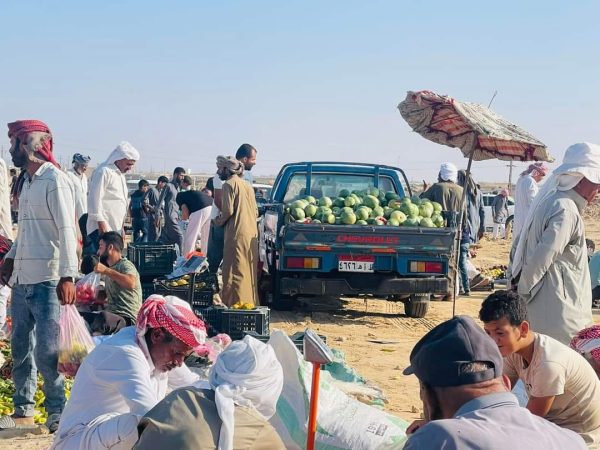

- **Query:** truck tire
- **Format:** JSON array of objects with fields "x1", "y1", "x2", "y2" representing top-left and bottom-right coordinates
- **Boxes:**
[
  {"x1": 404, "y1": 295, "x2": 430, "y2": 318},
  {"x1": 266, "y1": 270, "x2": 297, "y2": 311}
]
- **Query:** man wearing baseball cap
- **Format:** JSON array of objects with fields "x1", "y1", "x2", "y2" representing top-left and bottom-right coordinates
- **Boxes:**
[{"x1": 403, "y1": 315, "x2": 586, "y2": 449}]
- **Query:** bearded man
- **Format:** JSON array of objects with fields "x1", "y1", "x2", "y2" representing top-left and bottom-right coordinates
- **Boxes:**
[
  {"x1": 214, "y1": 156, "x2": 259, "y2": 307},
  {"x1": 51, "y1": 295, "x2": 205, "y2": 450},
  {"x1": 0, "y1": 120, "x2": 78, "y2": 432}
]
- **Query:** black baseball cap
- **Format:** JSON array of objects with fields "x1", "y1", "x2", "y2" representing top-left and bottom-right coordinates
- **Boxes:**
[{"x1": 403, "y1": 315, "x2": 502, "y2": 387}]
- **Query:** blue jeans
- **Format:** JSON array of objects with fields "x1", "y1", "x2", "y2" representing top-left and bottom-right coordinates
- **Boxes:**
[
  {"x1": 207, "y1": 222, "x2": 225, "y2": 274},
  {"x1": 459, "y1": 242, "x2": 470, "y2": 293},
  {"x1": 132, "y1": 217, "x2": 149, "y2": 243},
  {"x1": 11, "y1": 281, "x2": 65, "y2": 417}
]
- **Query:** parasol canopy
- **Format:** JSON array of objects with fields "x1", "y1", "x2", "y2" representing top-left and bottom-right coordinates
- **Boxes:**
[{"x1": 398, "y1": 90, "x2": 553, "y2": 163}]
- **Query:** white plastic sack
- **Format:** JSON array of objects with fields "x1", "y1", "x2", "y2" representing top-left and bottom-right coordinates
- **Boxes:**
[{"x1": 268, "y1": 331, "x2": 409, "y2": 450}]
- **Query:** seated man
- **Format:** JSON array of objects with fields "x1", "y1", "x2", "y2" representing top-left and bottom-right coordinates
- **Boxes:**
[
  {"x1": 571, "y1": 325, "x2": 600, "y2": 378},
  {"x1": 403, "y1": 315, "x2": 586, "y2": 449},
  {"x1": 95, "y1": 231, "x2": 143, "y2": 328},
  {"x1": 51, "y1": 295, "x2": 206, "y2": 450},
  {"x1": 480, "y1": 290, "x2": 600, "y2": 446},
  {"x1": 134, "y1": 335, "x2": 285, "y2": 449}
]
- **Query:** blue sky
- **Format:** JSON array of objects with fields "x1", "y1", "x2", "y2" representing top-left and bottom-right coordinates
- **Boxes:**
[{"x1": 2, "y1": 1, "x2": 599, "y2": 183}]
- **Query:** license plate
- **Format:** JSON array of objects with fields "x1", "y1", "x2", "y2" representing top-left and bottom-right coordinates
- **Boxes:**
[{"x1": 338, "y1": 256, "x2": 374, "y2": 273}]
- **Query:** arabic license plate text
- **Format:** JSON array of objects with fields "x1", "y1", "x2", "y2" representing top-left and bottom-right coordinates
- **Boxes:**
[{"x1": 338, "y1": 261, "x2": 374, "y2": 272}]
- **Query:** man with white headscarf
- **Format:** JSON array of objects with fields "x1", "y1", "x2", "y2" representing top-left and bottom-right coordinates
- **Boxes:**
[
  {"x1": 134, "y1": 335, "x2": 285, "y2": 450},
  {"x1": 51, "y1": 295, "x2": 205, "y2": 450},
  {"x1": 421, "y1": 162, "x2": 463, "y2": 226},
  {"x1": 421, "y1": 162, "x2": 464, "y2": 299},
  {"x1": 85, "y1": 141, "x2": 140, "y2": 255},
  {"x1": 511, "y1": 143, "x2": 600, "y2": 345},
  {"x1": 513, "y1": 162, "x2": 548, "y2": 239}
]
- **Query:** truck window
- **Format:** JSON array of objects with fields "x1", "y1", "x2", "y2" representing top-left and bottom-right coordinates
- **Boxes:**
[{"x1": 282, "y1": 172, "x2": 397, "y2": 203}]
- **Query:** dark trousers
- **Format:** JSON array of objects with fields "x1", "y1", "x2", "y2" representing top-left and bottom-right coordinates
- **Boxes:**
[
  {"x1": 159, "y1": 217, "x2": 183, "y2": 254},
  {"x1": 132, "y1": 217, "x2": 149, "y2": 243},
  {"x1": 148, "y1": 214, "x2": 160, "y2": 242},
  {"x1": 207, "y1": 222, "x2": 225, "y2": 274},
  {"x1": 83, "y1": 229, "x2": 100, "y2": 257},
  {"x1": 81, "y1": 311, "x2": 134, "y2": 336},
  {"x1": 458, "y1": 242, "x2": 470, "y2": 293}
]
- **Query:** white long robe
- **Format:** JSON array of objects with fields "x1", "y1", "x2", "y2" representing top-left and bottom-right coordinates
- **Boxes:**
[
  {"x1": 516, "y1": 189, "x2": 593, "y2": 345},
  {"x1": 513, "y1": 174, "x2": 539, "y2": 239}
]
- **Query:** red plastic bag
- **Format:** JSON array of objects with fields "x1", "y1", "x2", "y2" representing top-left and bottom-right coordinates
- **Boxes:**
[
  {"x1": 57, "y1": 304, "x2": 95, "y2": 377},
  {"x1": 75, "y1": 272, "x2": 101, "y2": 305}
]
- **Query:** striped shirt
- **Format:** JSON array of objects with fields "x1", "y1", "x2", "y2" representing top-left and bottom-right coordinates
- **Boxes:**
[{"x1": 6, "y1": 163, "x2": 79, "y2": 284}]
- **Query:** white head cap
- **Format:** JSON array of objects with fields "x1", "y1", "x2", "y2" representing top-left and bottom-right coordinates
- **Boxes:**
[
  {"x1": 553, "y1": 142, "x2": 600, "y2": 184},
  {"x1": 106, "y1": 141, "x2": 140, "y2": 165},
  {"x1": 439, "y1": 162, "x2": 458, "y2": 183}
]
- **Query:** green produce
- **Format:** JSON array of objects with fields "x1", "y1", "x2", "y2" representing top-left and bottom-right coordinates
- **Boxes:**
[
  {"x1": 404, "y1": 217, "x2": 420, "y2": 227},
  {"x1": 304, "y1": 195, "x2": 317, "y2": 205},
  {"x1": 367, "y1": 188, "x2": 380, "y2": 197},
  {"x1": 291, "y1": 208, "x2": 306, "y2": 220},
  {"x1": 411, "y1": 195, "x2": 422, "y2": 205},
  {"x1": 369, "y1": 206, "x2": 384, "y2": 218},
  {"x1": 312, "y1": 219, "x2": 322, "y2": 224},
  {"x1": 385, "y1": 191, "x2": 399, "y2": 201},
  {"x1": 432, "y1": 214, "x2": 445, "y2": 227},
  {"x1": 291, "y1": 199, "x2": 308, "y2": 210},
  {"x1": 383, "y1": 207, "x2": 393, "y2": 219},
  {"x1": 363, "y1": 195, "x2": 379, "y2": 209},
  {"x1": 323, "y1": 213, "x2": 336, "y2": 224},
  {"x1": 318, "y1": 196, "x2": 333, "y2": 207},
  {"x1": 420, "y1": 217, "x2": 436, "y2": 228},
  {"x1": 344, "y1": 196, "x2": 357, "y2": 207},
  {"x1": 332, "y1": 206, "x2": 341, "y2": 216},
  {"x1": 355, "y1": 207, "x2": 370, "y2": 221},
  {"x1": 304, "y1": 204, "x2": 318, "y2": 218},
  {"x1": 387, "y1": 218, "x2": 400, "y2": 226},
  {"x1": 419, "y1": 202, "x2": 434, "y2": 218},
  {"x1": 432, "y1": 201, "x2": 443, "y2": 213},
  {"x1": 390, "y1": 210, "x2": 407, "y2": 224},
  {"x1": 339, "y1": 189, "x2": 350, "y2": 198},
  {"x1": 341, "y1": 210, "x2": 357, "y2": 224},
  {"x1": 388, "y1": 199, "x2": 402, "y2": 209},
  {"x1": 333, "y1": 197, "x2": 346, "y2": 208},
  {"x1": 356, "y1": 219, "x2": 368, "y2": 225}
]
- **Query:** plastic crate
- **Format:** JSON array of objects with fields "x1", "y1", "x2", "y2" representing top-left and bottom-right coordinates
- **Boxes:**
[
  {"x1": 194, "y1": 306, "x2": 226, "y2": 334},
  {"x1": 244, "y1": 331, "x2": 327, "y2": 354},
  {"x1": 127, "y1": 243, "x2": 177, "y2": 277},
  {"x1": 221, "y1": 307, "x2": 269, "y2": 340},
  {"x1": 141, "y1": 282, "x2": 155, "y2": 300},
  {"x1": 153, "y1": 279, "x2": 215, "y2": 308}
]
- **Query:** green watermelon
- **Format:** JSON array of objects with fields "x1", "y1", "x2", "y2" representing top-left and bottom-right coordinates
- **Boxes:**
[
  {"x1": 432, "y1": 202, "x2": 443, "y2": 213},
  {"x1": 355, "y1": 207, "x2": 370, "y2": 221},
  {"x1": 419, "y1": 203, "x2": 434, "y2": 219},
  {"x1": 304, "y1": 204, "x2": 317, "y2": 218},
  {"x1": 356, "y1": 219, "x2": 368, "y2": 225},
  {"x1": 420, "y1": 217, "x2": 435, "y2": 228},
  {"x1": 387, "y1": 218, "x2": 400, "y2": 226},
  {"x1": 318, "y1": 197, "x2": 333, "y2": 207},
  {"x1": 403, "y1": 217, "x2": 420, "y2": 227},
  {"x1": 363, "y1": 195, "x2": 379, "y2": 209},
  {"x1": 304, "y1": 195, "x2": 317, "y2": 205},
  {"x1": 323, "y1": 213, "x2": 336, "y2": 224},
  {"x1": 344, "y1": 196, "x2": 357, "y2": 207},
  {"x1": 390, "y1": 210, "x2": 407, "y2": 224},
  {"x1": 339, "y1": 189, "x2": 351, "y2": 198},
  {"x1": 385, "y1": 191, "x2": 399, "y2": 201},
  {"x1": 341, "y1": 210, "x2": 357, "y2": 225},
  {"x1": 291, "y1": 208, "x2": 306, "y2": 220}
]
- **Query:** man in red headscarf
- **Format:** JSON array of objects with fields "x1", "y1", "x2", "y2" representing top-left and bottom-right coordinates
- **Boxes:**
[
  {"x1": 51, "y1": 295, "x2": 205, "y2": 450},
  {"x1": 0, "y1": 120, "x2": 79, "y2": 433}
]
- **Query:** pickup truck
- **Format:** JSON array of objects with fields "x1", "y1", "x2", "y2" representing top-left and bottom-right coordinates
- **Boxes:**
[{"x1": 258, "y1": 162, "x2": 457, "y2": 318}]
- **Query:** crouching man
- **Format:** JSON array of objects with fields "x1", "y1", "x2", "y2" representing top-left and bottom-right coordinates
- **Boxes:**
[
  {"x1": 134, "y1": 335, "x2": 286, "y2": 449},
  {"x1": 403, "y1": 315, "x2": 586, "y2": 449},
  {"x1": 50, "y1": 295, "x2": 206, "y2": 450}
]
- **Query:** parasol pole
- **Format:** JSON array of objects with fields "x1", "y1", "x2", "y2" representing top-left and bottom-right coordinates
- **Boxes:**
[
  {"x1": 452, "y1": 142, "x2": 476, "y2": 317},
  {"x1": 452, "y1": 91, "x2": 497, "y2": 316}
]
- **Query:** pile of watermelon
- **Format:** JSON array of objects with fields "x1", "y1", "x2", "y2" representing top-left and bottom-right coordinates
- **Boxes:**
[{"x1": 284, "y1": 188, "x2": 445, "y2": 228}]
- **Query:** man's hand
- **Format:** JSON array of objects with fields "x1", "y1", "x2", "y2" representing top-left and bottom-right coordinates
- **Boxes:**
[
  {"x1": 94, "y1": 262, "x2": 108, "y2": 275},
  {"x1": 98, "y1": 221, "x2": 109, "y2": 234},
  {"x1": 406, "y1": 419, "x2": 428, "y2": 435},
  {"x1": 422, "y1": 180, "x2": 429, "y2": 192},
  {"x1": 57, "y1": 278, "x2": 76, "y2": 305},
  {"x1": 0, "y1": 258, "x2": 14, "y2": 286}
]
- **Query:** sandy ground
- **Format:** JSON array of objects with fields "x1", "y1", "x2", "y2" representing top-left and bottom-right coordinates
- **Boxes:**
[{"x1": 3, "y1": 216, "x2": 600, "y2": 450}]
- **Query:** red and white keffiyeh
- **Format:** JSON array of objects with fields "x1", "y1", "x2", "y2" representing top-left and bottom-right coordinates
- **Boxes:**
[
  {"x1": 7, "y1": 119, "x2": 60, "y2": 168},
  {"x1": 570, "y1": 325, "x2": 600, "y2": 362},
  {"x1": 136, "y1": 295, "x2": 206, "y2": 354}
]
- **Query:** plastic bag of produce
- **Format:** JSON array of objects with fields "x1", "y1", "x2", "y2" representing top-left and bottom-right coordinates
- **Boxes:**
[
  {"x1": 57, "y1": 304, "x2": 95, "y2": 377},
  {"x1": 268, "y1": 330, "x2": 409, "y2": 449},
  {"x1": 75, "y1": 271, "x2": 101, "y2": 305}
]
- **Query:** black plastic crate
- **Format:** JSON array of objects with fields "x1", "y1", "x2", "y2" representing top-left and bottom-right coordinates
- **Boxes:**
[
  {"x1": 194, "y1": 306, "x2": 226, "y2": 334},
  {"x1": 128, "y1": 243, "x2": 177, "y2": 277},
  {"x1": 244, "y1": 331, "x2": 327, "y2": 354},
  {"x1": 221, "y1": 307, "x2": 269, "y2": 340},
  {"x1": 154, "y1": 280, "x2": 214, "y2": 308},
  {"x1": 190, "y1": 290, "x2": 214, "y2": 308},
  {"x1": 141, "y1": 282, "x2": 155, "y2": 300}
]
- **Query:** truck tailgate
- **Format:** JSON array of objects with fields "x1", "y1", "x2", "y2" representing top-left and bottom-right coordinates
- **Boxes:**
[{"x1": 280, "y1": 223, "x2": 455, "y2": 276}]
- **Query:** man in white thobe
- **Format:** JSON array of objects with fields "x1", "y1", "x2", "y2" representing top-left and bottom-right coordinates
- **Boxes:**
[
  {"x1": 512, "y1": 143, "x2": 600, "y2": 345},
  {"x1": 65, "y1": 153, "x2": 90, "y2": 222},
  {"x1": 86, "y1": 142, "x2": 139, "y2": 255},
  {"x1": 51, "y1": 295, "x2": 206, "y2": 450},
  {"x1": 513, "y1": 162, "x2": 548, "y2": 240}
]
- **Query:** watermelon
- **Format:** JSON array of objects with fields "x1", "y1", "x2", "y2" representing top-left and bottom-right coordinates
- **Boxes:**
[
  {"x1": 341, "y1": 210, "x2": 357, "y2": 225},
  {"x1": 363, "y1": 195, "x2": 379, "y2": 209},
  {"x1": 318, "y1": 197, "x2": 333, "y2": 207}
]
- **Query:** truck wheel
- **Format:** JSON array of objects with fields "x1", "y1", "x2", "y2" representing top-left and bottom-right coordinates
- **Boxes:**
[
  {"x1": 262, "y1": 270, "x2": 296, "y2": 311},
  {"x1": 404, "y1": 295, "x2": 430, "y2": 318}
]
